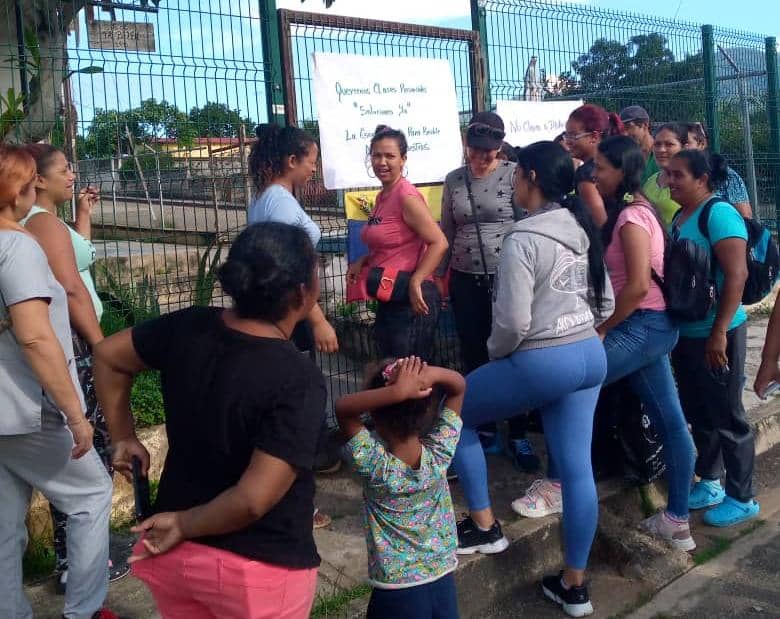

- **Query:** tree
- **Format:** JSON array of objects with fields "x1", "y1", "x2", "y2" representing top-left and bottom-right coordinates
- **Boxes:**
[
  {"x1": 188, "y1": 102, "x2": 253, "y2": 138},
  {"x1": 556, "y1": 33, "x2": 706, "y2": 122},
  {"x1": 81, "y1": 98, "x2": 194, "y2": 159}
]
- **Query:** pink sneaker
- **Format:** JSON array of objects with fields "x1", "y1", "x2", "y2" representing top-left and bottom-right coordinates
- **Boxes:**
[
  {"x1": 640, "y1": 510, "x2": 696, "y2": 551},
  {"x1": 511, "y1": 479, "x2": 563, "y2": 518}
]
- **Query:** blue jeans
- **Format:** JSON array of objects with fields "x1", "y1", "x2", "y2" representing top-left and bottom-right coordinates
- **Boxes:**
[
  {"x1": 453, "y1": 336, "x2": 606, "y2": 570},
  {"x1": 548, "y1": 311, "x2": 695, "y2": 517},
  {"x1": 367, "y1": 572, "x2": 459, "y2": 619}
]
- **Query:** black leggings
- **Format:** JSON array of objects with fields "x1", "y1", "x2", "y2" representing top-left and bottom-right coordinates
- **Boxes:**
[{"x1": 373, "y1": 280, "x2": 440, "y2": 361}]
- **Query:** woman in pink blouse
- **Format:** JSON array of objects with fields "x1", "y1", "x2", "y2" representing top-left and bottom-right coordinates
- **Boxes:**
[{"x1": 347, "y1": 126, "x2": 448, "y2": 360}]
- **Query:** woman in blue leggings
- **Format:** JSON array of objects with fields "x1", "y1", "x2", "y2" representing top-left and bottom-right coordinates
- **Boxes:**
[{"x1": 453, "y1": 141, "x2": 614, "y2": 618}]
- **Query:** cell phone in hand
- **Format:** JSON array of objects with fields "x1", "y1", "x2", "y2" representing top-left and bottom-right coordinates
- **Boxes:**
[{"x1": 132, "y1": 456, "x2": 151, "y2": 522}]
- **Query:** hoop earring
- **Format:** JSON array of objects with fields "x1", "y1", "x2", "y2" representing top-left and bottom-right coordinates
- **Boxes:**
[
  {"x1": 366, "y1": 165, "x2": 376, "y2": 179},
  {"x1": 402, "y1": 166, "x2": 409, "y2": 178}
]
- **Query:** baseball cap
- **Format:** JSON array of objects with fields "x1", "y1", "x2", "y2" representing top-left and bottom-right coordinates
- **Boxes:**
[
  {"x1": 620, "y1": 105, "x2": 650, "y2": 124},
  {"x1": 466, "y1": 111, "x2": 506, "y2": 151}
]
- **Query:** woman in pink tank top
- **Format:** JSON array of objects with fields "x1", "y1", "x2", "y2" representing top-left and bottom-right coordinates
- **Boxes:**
[
  {"x1": 593, "y1": 136, "x2": 696, "y2": 549},
  {"x1": 346, "y1": 126, "x2": 448, "y2": 359}
]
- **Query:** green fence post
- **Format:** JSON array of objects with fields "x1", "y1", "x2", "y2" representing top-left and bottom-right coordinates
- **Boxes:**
[
  {"x1": 259, "y1": 0, "x2": 287, "y2": 125},
  {"x1": 766, "y1": 37, "x2": 780, "y2": 232},
  {"x1": 702, "y1": 25, "x2": 720, "y2": 152},
  {"x1": 470, "y1": 0, "x2": 491, "y2": 112}
]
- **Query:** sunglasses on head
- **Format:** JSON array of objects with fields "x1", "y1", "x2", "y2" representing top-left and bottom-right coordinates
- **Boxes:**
[{"x1": 468, "y1": 122, "x2": 505, "y2": 140}]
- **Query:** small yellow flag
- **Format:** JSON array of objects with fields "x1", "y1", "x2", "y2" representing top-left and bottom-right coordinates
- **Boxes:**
[{"x1": 344, "y1": 184, "x2": 444, "y2": 222}]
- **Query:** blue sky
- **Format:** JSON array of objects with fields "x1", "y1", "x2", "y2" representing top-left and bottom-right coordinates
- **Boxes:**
[{"x1": 68, "y1": 0, "x2": 779, "y2": 133}]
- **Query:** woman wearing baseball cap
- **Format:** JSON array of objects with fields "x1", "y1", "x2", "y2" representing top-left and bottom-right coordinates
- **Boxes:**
[{"x1": 436, "y1": 112, "x2": 540, "y2": 473}]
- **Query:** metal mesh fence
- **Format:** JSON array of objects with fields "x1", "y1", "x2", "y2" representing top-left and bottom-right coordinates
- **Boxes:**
[
  {"x1": 2, "y1": 0, "x2": 266, "y2": 320},
  {"x1": 1, "y1": 0, "x2": 778, "y2": 417}
]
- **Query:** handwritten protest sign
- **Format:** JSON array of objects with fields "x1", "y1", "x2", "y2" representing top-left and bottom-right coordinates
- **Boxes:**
[
  {"x1": 496, "y1": 100, "x2": 583, "y2": 147},
  {"x1": 312, "y1": 52, "x2": 463, "y2": 190}
]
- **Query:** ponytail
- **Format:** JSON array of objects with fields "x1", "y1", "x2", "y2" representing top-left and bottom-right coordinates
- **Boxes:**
[
  {"x1": 560, "y1": 193, "x2": 607, "y2": 312},
  {"x1": 516, "y1": 141, "x2": 607, "y2": 311},
  {"x1": 248, "y1": 123, "x2": 317, "y2": 193}
]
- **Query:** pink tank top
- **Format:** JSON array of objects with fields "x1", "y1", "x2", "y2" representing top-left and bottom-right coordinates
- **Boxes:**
[
  {"x1": 361, "y1": 178, "x2": 430, "y2": 278},
  {"x1": 604, "y1": 198, "x2": 666, "y2": 311}
]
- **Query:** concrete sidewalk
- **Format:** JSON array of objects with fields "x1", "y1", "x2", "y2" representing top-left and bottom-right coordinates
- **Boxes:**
[{"x1": 25, "y1": 316, "x2": 780, "y2": 619}]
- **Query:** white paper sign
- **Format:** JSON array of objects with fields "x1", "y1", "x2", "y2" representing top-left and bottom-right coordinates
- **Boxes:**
[
  {"x1": 312, "y1": 52, "x2": 463, "y2": 190},
  {"x1": 496, "y1": 100, "x2": 584, "y2": 148}
]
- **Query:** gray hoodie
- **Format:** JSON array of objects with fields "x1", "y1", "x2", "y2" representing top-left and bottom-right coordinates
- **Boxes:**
[{"x1": 487, "y1": 206, "x2": 615, "y2": 360}]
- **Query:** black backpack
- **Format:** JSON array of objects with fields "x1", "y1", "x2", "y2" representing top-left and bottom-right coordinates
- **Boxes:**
[
  {"x1": 697, "y1": 201, "x2": 779, "y2": 305},
  {"x1": 651, "y1": 198, "x2": 718, "y2": 322}
]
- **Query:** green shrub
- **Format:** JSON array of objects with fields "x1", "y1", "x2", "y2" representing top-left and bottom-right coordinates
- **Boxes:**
[{"x1": 131, "y1": 370, "x2": 165, "y2": 427}]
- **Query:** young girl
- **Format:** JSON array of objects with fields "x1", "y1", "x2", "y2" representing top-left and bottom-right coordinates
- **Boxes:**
[{"x1": 336, "y1": 357, "x2": 465, "y2": 619}]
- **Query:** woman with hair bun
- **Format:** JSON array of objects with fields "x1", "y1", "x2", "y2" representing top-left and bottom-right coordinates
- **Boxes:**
[
  {"x1": 248, "y1": 122, "x2": 338, "y2": 355},
  {"x1": 666, "y1": 149, "x2": 759, "y2": 529},
  {"x1": 642, "y1": 122, "x2": 689, "y2": 227},
  {"x1": 564, "y1": 104, "x2": 625, "y2": 227},
  {"x1": 347, "y1": 125, "x2": 448, "y2": 360},
  {"x1": 94, "y1": 222, "x2": 328, "y2": 619}
]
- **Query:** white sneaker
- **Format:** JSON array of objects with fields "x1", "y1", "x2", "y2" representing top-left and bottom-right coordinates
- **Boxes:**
[
  {"x1": 640, "y1": 510, "x2": 696, "y2": 552},
  {"x1": 512, "y1": 478, "x2": 563, "y2": 518}
]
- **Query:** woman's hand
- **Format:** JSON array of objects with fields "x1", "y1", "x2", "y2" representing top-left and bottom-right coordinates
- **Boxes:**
[
  {"x1": 391, "y1": 357, "x2": 432, "y2": 400},
  {"x1": 112, "y1": 435, "x2": 151, "y2": 482},
  {"x1": 409, "y1": 277, "x2": 429, "y2": 315},
  {"x1": 67, "y1": 417, "x2": 94, "y2": 459},
  {"x1": 129, "y1": 511, "x2": 186, "y2": 562},
  {"x1": 754, "y1": 359, "x2": 780, "y2": 398},
  {"x1": 705, "y1": 330, "x2": 729, "y2": 370},
  {"x1": 77, "y1": 186, "x2": 100, "y2": 214},
  {"x1": 313, "y1": 318, "x2": 339, "y2": 353},
  {"x1": 347, "y1": 259, "x2": 365, "y2": 285}
]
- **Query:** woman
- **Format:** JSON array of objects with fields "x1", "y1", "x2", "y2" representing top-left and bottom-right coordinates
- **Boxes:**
[
  {"x1": 347, "y1": 125, "x2": 448, "y2": 360},
  {"x1": 21, "y1": 143, "x2": 128, "y2": 589},
  {"x1": 685, "y1": 122, "x2": 753, "y2": 218},
  {"x1": 248, "y1": 122, "x2": 338, "y2": 355},
  {"x1": 94, "y1": 223, "x2": 327, "y2": 619},
  {"x1": 642, "y1": 122, "x2": 688, "y2": 227},
  {"x1": 436, "y1": 113, "x2": 538, "y2": 471},
  {"x1": 593, "y1": 136, "x2": 696, "y2": 548},
  {"x1": 0, "y1": 145, "x2": 116, "y2": 619},
  {"x1": 248, "y1": 123, "x2": 338, "y2": 527},
  {"x1": 453, "y1": 141, "x2": 613, "y2": 618},
  {"x1": 667, "y1": 150, "x2": 760, "y2": 528},
  {"x1": 564, "y1": 104, "x2": 624, "y2": 227}
]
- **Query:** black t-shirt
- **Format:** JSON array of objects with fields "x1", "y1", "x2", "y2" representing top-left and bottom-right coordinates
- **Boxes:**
[
  {"x1": 575, "y1": 159, "x2": 596, "y2": 186},
  {"x1": 132, "y1": 306, "x2": 327, "y2": 568}
]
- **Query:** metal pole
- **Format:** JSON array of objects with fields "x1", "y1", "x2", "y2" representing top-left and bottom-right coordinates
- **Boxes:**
[
  {"x1": 470, "y1": 0, "x2": 491, "y2": 112},
  {"x1": 259, "y1": 0, "x2": 286, "y2": 125},
  {"x1": 718, "y1": 46, "x2": 758, "y2": 210},
  {"x1": 13, "y1": 0, "x2": 29, "y2": 112},
  {"x1": 702, "y1": 25, "x2": 720, "y2": 152},
  {"x1": 766, "y1": 37, "x2": 780, "y2": 232}
]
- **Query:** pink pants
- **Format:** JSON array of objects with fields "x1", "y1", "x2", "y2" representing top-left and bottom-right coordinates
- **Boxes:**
[{"x1": 131, "y1": 540, "x2": 318, "y2": 619}]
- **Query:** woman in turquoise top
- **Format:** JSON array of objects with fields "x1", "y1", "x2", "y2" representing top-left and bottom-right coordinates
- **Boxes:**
[
  {"x1": 642, "y1": 122, "x2": 688, "y2": 227},
  {"x1": 666, "y1": 149, "x2": 759, "y2": 528},
  {"x1": 22, "y1": 144, "x2": 129, "y2": 588}
]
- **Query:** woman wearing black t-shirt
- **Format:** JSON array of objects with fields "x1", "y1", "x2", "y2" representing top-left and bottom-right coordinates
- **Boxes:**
[
  {"x1": 564, "y1": 104, "x2": 625, "y2": 227},
  {"x1": 94, "y1": 223, "x2": 327, "y2": 619}
]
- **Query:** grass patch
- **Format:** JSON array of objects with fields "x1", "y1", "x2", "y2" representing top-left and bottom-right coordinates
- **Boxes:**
[
  {"x1": 693, "y1": 519, "x2": 765, "y2": 566},
  {"x1": 637, "y1": 485, "x2": 657, "y2": 518},
  {"x1": 131, "y1": 370, "x2": 165, "y2": 427},
  {"x1": 23, "y1": 538, "x2": 56, "y2": 581},
  {"x1": 310, "y1": 583, "x2": 371, "y2": 618}
]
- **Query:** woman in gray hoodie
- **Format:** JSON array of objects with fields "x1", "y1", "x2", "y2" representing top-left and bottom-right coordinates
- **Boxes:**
[{"x1": 452, "y1": 141, "x2": 614, "y2": 618}]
